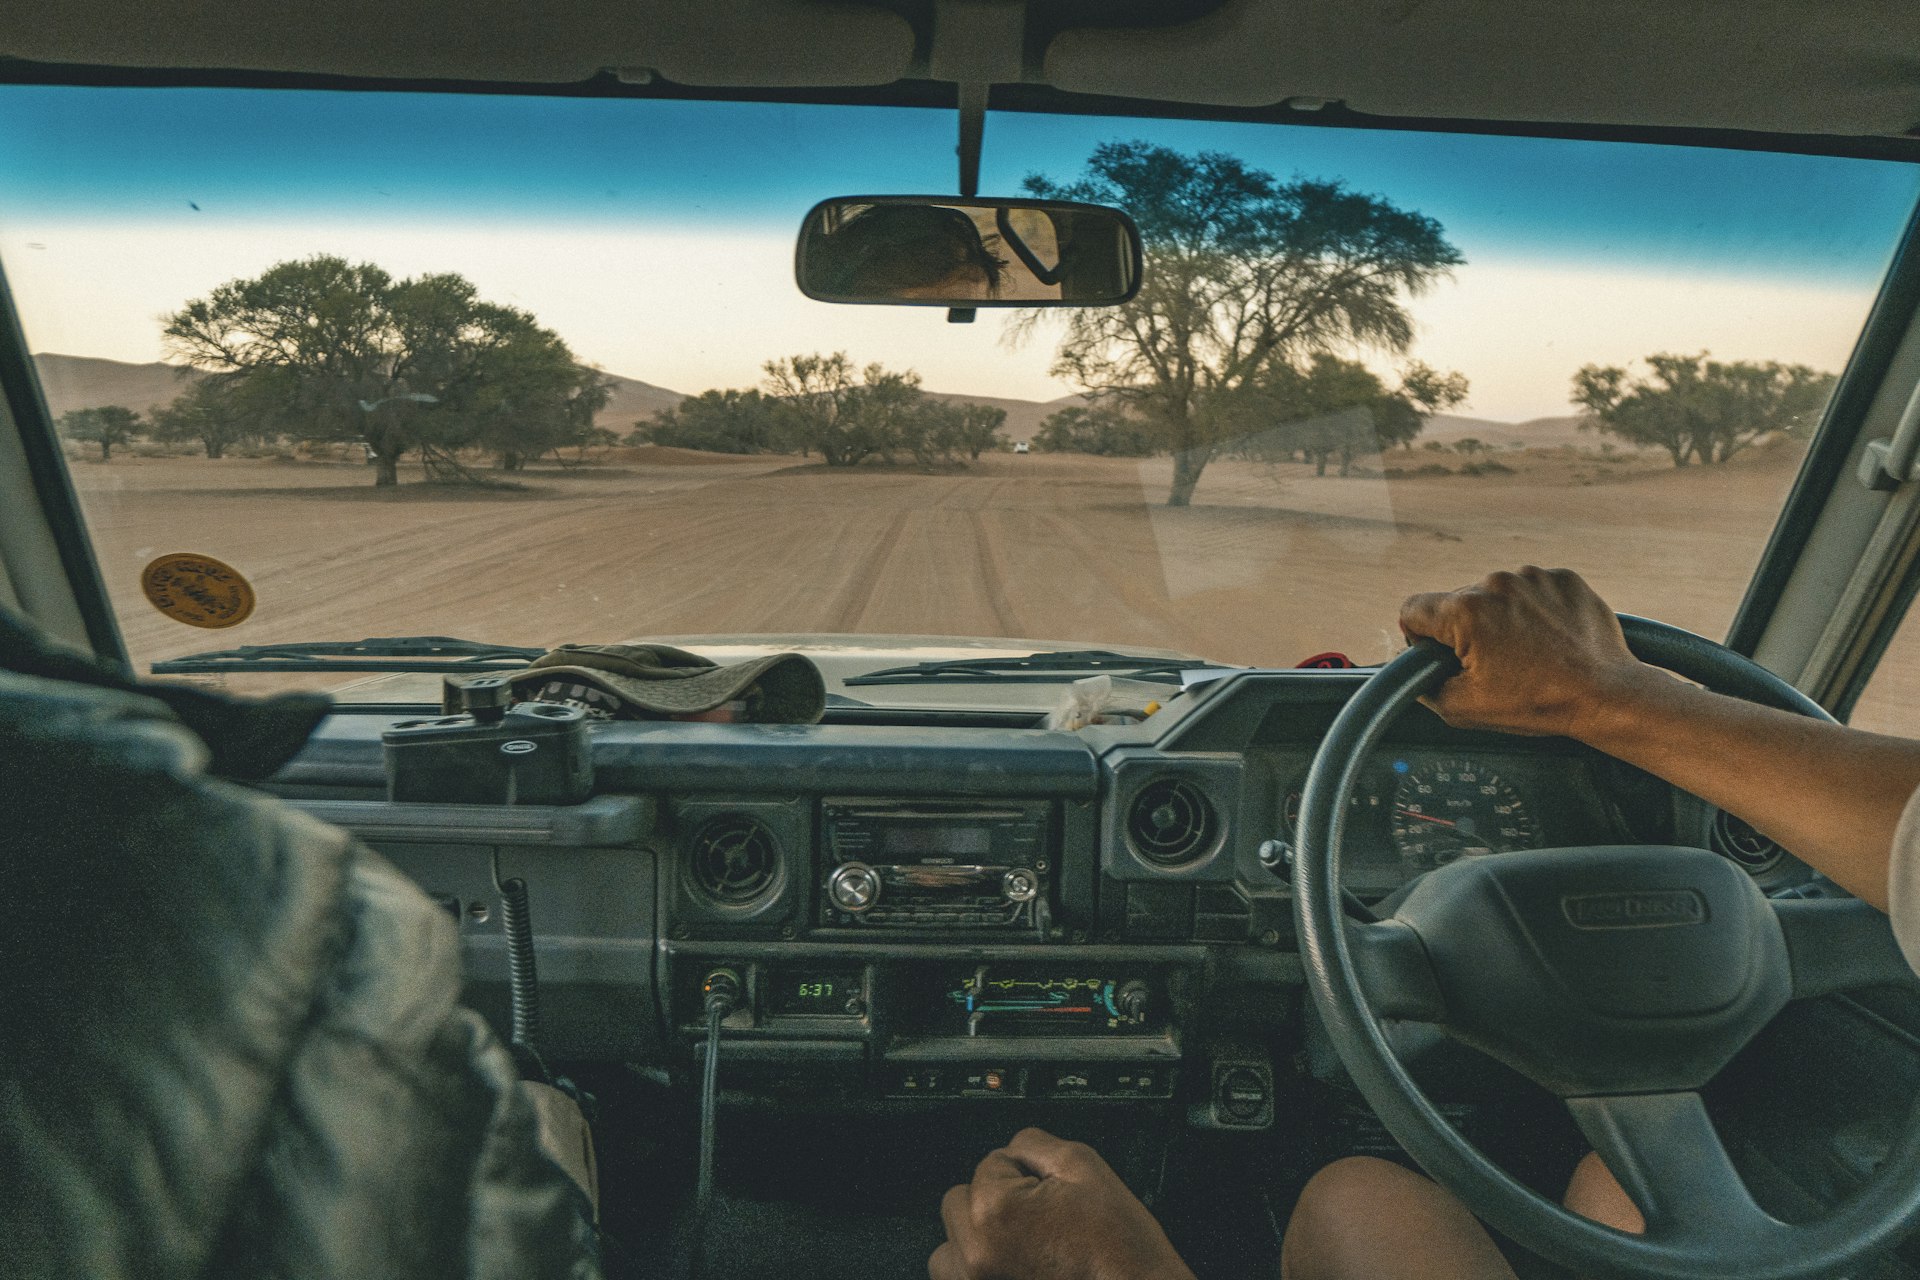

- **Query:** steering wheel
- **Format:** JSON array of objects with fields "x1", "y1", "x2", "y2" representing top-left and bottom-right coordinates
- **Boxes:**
[{"x1": 1294, "y1": 615, "x2": 1920, "y2": 1280}]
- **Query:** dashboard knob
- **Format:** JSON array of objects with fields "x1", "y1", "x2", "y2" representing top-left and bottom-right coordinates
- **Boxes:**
[
  {"x1": 1001, "y1": 867, "x2": 1039, "y2": 903},
  {"x1": 828, "y1": 862, "x2": 882, "y2": 913},
  {"x1": 1118, "y1": 979, "x2": 1151, "y2": 1024}
]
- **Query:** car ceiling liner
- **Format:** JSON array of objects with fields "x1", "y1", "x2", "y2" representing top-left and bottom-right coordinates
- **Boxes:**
[
  {"x1": 1044, "y1": 0, "x2": 1920, "y2": 137},
  {"x1": 0, "y1": 1, "x2": 918, "y2": 88},
  {"x1": 0, "y1": 1, "x2": 1917, "y2": 138}
]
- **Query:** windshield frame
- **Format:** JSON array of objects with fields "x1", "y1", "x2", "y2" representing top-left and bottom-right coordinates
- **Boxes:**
[{"x1": 6, "y1": 70, "x2": 1920, "y2": 697}]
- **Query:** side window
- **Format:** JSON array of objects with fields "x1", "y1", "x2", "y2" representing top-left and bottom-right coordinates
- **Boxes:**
[{"x1": 1850, "y1": 605, "x2": 1920, "y2": 734}]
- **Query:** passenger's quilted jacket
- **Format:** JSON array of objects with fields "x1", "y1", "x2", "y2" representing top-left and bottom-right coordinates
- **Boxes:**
[{"x1": 0, "y1": 612, "x2": 601, "y2": 1279}]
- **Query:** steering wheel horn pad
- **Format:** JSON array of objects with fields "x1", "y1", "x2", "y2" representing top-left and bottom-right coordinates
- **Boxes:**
[
  {"x1": 1389, "y1": 843, "x2": 1791, "y2": 1096},
  {"x1": 1294, "y1": 615, "x2": 1920, "y2": 1280}
]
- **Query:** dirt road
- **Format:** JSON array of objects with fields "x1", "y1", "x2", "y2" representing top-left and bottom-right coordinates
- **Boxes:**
[{"x1": 67, "y1": 442, "x2": 1862, "y2": 705}]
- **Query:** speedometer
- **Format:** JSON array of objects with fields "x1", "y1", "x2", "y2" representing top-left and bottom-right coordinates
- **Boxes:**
[{"x1": 1391, "y1": 758, "x2": 1540, "y2": 873}]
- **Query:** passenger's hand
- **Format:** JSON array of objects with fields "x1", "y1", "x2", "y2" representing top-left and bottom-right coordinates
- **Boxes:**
[
  {"x1": 1398, "y1": 567, "x2": 1667, "y2": 740},
  {"x1": 929, "y1": 1128, "x2": 1196, "y2": 1280}
]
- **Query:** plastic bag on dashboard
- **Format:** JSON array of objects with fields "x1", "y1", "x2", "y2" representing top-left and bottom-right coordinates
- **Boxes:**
[{"x1": 1043, "y1": 674, "x2": 1166, "y2": 731}]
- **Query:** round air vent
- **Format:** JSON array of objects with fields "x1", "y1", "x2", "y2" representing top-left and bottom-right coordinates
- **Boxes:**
[
  {"x1": 689, "y1": 815, "x2": 780, "y2": 905},
  {"x1": 1127, "y1": 777, "x2": 1221, "y2": 867},
  {"x1": 1712, "y1": 811, "x2": 1783, "y2": 875}
]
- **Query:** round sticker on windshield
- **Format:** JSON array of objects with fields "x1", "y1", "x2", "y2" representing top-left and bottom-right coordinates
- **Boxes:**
[{"x1": 140, "y1": 553, "x2": 256, "y2": 628}]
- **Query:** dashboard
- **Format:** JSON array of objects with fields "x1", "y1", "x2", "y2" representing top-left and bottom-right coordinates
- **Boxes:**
[{"x1": 268, "y1": 666, "x2": 1804, "y2": 1128}]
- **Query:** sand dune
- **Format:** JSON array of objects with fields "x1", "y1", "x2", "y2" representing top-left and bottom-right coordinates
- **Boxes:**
[
  {"x1": 33, "y1": 352, "x2": 202, "y2": 417},
  {"x1": 1419, "y1": 412, "x2": 1590, "y2": 450}
]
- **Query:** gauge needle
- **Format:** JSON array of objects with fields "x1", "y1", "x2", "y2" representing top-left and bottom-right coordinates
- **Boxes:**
[{"x1": 1395, "y1": 807, "x2": 1458, "y2": 828}]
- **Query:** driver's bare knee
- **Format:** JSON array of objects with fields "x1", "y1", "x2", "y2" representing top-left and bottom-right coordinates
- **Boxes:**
[
  {"x1": 1282, "y1": 1156, "x2": 1517, "y2": 1280},
  {"x1": 1563, "y1": 1152, "x2": 1646, "y2": 1235}
]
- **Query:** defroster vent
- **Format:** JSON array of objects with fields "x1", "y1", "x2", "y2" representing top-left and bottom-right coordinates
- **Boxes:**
[
  {"x1": 1126, "y1": 778, "x2": 1221, "y2": 867},
  {"x1": 1712, "y1": 811, "x2": 1783, "y2": 875},
  {"x1": 690, "y1": 814, "x2": 780, "y2": 904}
]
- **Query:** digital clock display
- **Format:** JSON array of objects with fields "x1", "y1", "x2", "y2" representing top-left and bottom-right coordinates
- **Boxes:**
[
  {"x1": 881, "y1": 824, "x2": 991, "y2": 857},
  {"x1": 771, "y1": 969, "x2": 862, "y2": 1017}
]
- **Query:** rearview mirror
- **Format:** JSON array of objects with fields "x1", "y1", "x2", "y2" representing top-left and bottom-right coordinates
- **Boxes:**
[{"x1": 796, "y1": 196, "x2": 1142, "y2": 308}]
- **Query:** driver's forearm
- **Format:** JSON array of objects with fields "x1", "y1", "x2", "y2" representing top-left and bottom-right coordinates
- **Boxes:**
[{"x1": 1573, "y1": 673, "x2": 1920, "y2": 910}]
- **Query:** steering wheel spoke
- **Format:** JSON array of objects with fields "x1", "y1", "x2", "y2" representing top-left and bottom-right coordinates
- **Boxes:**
[
  {"x1": 1566, "y1": 1092, "x2": 1785, "y2": 1251},
  {"x1": 1346, "y1": 917, "x2": 1445, "y2": 1022},
  {"x1": 1773, "y1": 897, "x2": 1917, "y2": 999}
]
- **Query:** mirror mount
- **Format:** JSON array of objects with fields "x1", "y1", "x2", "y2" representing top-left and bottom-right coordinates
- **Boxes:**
[
  {"x1": 946, "y1": 75, "x2": 987, "y2": 326},
  {"x1": 957, "y1": 82, "x2": 987, "y2": 199}
]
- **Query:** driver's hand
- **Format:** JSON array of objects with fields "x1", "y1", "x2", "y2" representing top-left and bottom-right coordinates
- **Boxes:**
[
  {"x1": 1399, "y1": 566, "x2": 1665, "y2": 739},
  {"x1": 929, "y1": 1128, "x2": 1197, "y2": 1280}
]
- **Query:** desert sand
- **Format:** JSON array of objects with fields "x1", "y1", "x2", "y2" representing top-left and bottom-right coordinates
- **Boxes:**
[{"x1": 65, "y1": 437, "x2": 1905, "y2": 720}]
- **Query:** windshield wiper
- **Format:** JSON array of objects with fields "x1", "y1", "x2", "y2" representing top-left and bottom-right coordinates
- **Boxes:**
[
  {"x1": 151, "y1": 636, "x2": 545, "y2": 675},
  {"x1": 843, "y1": 649, "x2": 1225, "y2": 687}
]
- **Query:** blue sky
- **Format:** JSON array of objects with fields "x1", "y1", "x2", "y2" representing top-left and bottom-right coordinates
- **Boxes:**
[{"x1": 1, "y1": 86, "x2": 1916, "y2": 417}]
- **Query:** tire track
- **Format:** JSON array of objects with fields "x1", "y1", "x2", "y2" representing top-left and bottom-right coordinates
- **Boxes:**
[
  {"x1": 967, "y1": 494, "x2": 1025, "y2": 639},
  {"x1": 1035, "y1": 509, "x2": 1173, "y2": 620},
  {"x1": 826, "y1": 509, "x2": 912, "y2": 631}
]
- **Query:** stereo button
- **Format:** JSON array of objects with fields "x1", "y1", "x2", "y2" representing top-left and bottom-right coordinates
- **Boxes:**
[
  {"x1": 960, "y1": 1067, "x2": 1019, "y2": 1096},
  {"x1": 828, "y1": 862, "x2": 881, "y2": 913},
  {"x1": 1051, "y1": 1069, "x2": 1095, "y2": 1098},
  {"x1": 885, "y1": 1068, "x2": 953, "y2": 1098}
]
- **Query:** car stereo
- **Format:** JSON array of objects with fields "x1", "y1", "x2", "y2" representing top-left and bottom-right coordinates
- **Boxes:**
[{"x1": 817, "y1": 798, "x2": 1052, "y2": 932}]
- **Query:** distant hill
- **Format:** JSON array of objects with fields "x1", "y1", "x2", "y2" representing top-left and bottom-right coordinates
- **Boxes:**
[
  {"x1": 32, "y1": 352, "x2": 685, "y2": 430},
  {"x1": 32, "y1": 353, "x2": 201, "y2": 418},
  {"x1": 1419, "y1": 412, "x2": 1590, "y2": 450},
  {"x1": 596, "y1": 370, "x2": 685, "y2": 428},
  {"x1": 923, "y1": 390, "x2": 1088, "y2": 445}
]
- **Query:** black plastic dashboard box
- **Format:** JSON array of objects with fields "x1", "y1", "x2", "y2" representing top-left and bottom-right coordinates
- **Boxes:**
[{"x1": 382, "y1": 701, "x2": 592, "y2": 805}]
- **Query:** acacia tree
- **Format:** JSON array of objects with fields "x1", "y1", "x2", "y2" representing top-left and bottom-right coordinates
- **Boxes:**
[
  {"x1": 456, "y1": 318, "x2": 613, "y2": 470},
  {"x1": 1033, "y1": 404, "x2": 1158, "y2": 457},
  {"x1": 59, "y1": 405, "x2": 142, "y2": 460},
  {"x1": 639, "y1": 388, "x2": 784, "y2": 454},
  {"x1": 950, "y1": 403, "x2": 1009, "y2": 460},
  {"x1": 1219, "y1": 354, "x2": 1468, "y2": 476},
  {"x1": 163, "y1": 255, "x2": 597, "y2": 485},
  {"x1": 147, "y1": 376, "x2": 263, "y2": 459},
  {"x1": 762, "y1": 352, "x2": 921, "y2": 466},
  {"x1": 1021, "y1": 142, "x2": 1464, "y2": 505},
  {"x1": 1572, "y1": 352, "x2": 1836, "y2": 467}
]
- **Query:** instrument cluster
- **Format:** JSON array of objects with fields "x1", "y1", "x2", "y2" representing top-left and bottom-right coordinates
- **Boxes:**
[{"x1": 1275, "y1": 747, "x2": 1627, "y2": 893}]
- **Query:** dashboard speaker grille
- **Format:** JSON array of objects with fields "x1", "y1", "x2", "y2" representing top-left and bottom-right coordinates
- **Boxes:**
[
  {"x1": 689, "y1": 815, "x2": 780, "y2": 904},
  {"x1": 1127, "y1": 777, "x2": 1220, "y2": 867},
  {"x1": 1711, "y1": 811, "x2": 1783, "y2": 874}
]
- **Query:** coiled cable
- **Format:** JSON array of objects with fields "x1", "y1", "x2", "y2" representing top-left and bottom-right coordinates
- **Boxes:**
[{"x1": 492, "y1": 848, "x2": 550, "y2": 1083}]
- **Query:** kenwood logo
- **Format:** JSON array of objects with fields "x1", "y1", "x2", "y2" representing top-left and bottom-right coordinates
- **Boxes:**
[{"x1": 1562, "y1": 890, "x2": 1707, "y2": 930}]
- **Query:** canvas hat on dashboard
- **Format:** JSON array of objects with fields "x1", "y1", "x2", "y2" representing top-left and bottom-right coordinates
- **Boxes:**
[{"x1": 506, "y1": 642, "x2": 826, "y2": 724}]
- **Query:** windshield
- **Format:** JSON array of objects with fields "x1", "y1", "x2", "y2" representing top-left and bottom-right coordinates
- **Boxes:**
[{"x1": 4, "y1": 87, "x2": 1917, "y2": 705}]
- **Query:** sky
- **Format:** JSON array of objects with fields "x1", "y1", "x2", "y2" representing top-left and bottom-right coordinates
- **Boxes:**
[{"x1": 0, "y1": 86, "x2": 1915, "y2": 421}]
